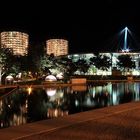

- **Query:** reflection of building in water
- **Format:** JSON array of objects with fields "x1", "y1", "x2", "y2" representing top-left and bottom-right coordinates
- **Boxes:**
[
  {"x1": 0, "y1": 98, "x2": 27, "y2": 128},
  {"x1": 11, "y1": 112, "x2": 26, "y2": 126},
  {"x1": 45, "y1": 88, "x2": 64, "y2": 102},
  {"x1": 83, "y1": 94, "x2": 95, "y2": 107},
  {"x1": 47, "y1": 108, "x2": 68, "y2": 118},
  {"x1": 134, "y1": 83, "x2": 140, "y2": 101},
  {"x1": 45, "y1": 88, "x2": 67, "y2": 118},
  {"x1": 72, "y1": 85, "x2": 87, "y2": 92},
  {"x1": 0, "y1": 100, "x2": 3, "y2": 115},
  {"x1": 46, "y1": 88, "x2": 56, "y2": 97},
  {"x1": 88, "y1": 83, "x2": 112, "y2": 106},
  {"x1": 9, "y1": 104, "x2": 27, "y2": 127}
]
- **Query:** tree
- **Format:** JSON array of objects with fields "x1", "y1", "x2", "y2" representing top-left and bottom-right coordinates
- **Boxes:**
[
  {"x1": 117, "y1": 55, "x2": 135, "y2": 75},
  {"x1": 39, "y1": 55, "x2": 57, "y2": 75},
  {"x1": 27, "y1": 43, "x2": 45, "y2": 74},
  {"x1": 56, "y1": 56, "x2": 77, "y2": 81},
  {"x1": 7, "y1": 56, "x2": 27, "y2": 76},
  {"x1": 0, "y1": 47, "x2": 14, "y2": 84},
  {"x1": 90, "y1": 54, "x2": 111, "y2": 75},
  {"x1": 75, "y1": 58, "x2": 90, "y2": 74}
]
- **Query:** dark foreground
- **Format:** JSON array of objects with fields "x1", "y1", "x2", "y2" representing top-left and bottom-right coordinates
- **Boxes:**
[{"x1": 0, "y1": 101, "x2": 140, "y2": 140}]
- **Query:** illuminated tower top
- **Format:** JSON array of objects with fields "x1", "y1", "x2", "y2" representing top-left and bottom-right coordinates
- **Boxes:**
[
  {"x1": 121, "y1": 26, "x2": 130, "y2": 52},
  {"x1": 122, "y1": 27, "x2": 129, "y2": 52}
]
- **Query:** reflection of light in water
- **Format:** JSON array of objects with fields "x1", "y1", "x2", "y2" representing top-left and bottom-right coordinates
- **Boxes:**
[
  {"x1": 46, "y1": 88, "x2": 64, "y2": 101},
  {"x1": 54, "y1": 109, "x2": 58, "y2": 117},
  {"x1": 108, "y1": 83, "x2": 112, "y2": 94},
  {"x1": 46, "y1": 89, "x2": 64, "y2": 98},
  {"x1": 46, "y1": 88, "x2": 56, "y2": 96},
  {"x1": 75, "y1": 100, "x2": 79, "y2": 106},
  {"x1": 96, "y1": 86, "x2": 102, "y2": 93},
  {"x1": 11, "y1": 114, "x2": 26, "y2": 126},
  {"x1": 133, "y1": 83, "x2": 140, "y2": 101},
  {"x1": 113, "y1": 92, "x2": 117, "y2": 105},
  {"x1": 92, "y1": 87, "x2": 96, "y2": 98},
  {"x1": 27, "y1": 87, "x2": 32, "y2": 95},
  {"x1": 87, "y1": 98, "x2": 91, "y2": 105},
  {"x1": 72, "y1": 85, "x2": 87, "y2": 92},
  {"x1": 47, "y1": 108, "x2": 68, "y2": 118},
  {"x1": 83, "y1": 96, "x2": 95, "y2": 107},
  {"x1": 25, "y1": 100, "x2": 28, "y2": 108},
  {"x1": 57, "y1": 90, "x2": 64, "y2": 98},
  {"x1": 0, "y1": 100, "x2": 3, "y2": 115}
]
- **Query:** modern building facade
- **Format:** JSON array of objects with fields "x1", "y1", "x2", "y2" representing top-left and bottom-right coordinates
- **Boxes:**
[
  {"x1": 46, "y1": 39, "x2": 68, "y2": 56},
  {"x1": 68, "y1": 52, "x2": 140, "y2": 76},
  {"x1": 0, "y1": 31, "x2": 29, "y2": 56}
]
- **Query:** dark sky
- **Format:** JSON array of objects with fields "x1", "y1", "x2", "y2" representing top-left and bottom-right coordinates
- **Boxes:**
[{"x1": 0, "y1": 0, "x2": 140, "y2": 54}]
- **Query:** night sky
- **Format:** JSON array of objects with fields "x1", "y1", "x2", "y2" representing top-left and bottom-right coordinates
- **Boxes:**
[{"x1": 0, "y1": 0, "x2": 140, "y2": 54}]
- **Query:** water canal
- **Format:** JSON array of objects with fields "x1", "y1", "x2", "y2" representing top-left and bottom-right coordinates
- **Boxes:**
[{"x1": 0, "y1": 82, "x2": 140, "y2": 129}]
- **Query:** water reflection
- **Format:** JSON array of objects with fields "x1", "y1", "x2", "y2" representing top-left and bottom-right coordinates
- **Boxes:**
[
  {"x1": 46, "y1": 88, "x2": 56, "y2": 97},
  {"x1": 0, "y1": 82, "x2": 140, "y2": 129},
  {"x1": 71, "y1": 85, "x2": 87, "y2": 92}
]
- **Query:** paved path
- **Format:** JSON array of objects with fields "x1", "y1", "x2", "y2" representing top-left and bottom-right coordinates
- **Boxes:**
[{"x1": 0, "y1": 101, "x2": 140, "y2": 140}]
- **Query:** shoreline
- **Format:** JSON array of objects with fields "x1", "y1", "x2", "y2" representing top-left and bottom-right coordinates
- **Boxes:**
[{"x1": 0, "y1": 79, "x2": 140, "y2": 89}]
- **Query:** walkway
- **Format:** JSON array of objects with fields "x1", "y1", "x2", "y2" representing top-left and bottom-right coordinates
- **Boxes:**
[{"x1": 0, "y1": 101, "x2": 140, "y2": 140}]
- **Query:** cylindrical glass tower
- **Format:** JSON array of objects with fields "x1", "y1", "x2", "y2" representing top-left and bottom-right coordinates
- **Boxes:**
[
  {"x1": 46, "y1": 39, "x2": 68, "y2": 56},
  {"x1": 0, "y1": 31, "x2": 29, "y2": 56}
]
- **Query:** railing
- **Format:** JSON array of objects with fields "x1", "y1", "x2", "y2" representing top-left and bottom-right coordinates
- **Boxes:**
[{"x1": 0, "y1": 87, "x2": 18, "y2": 100}]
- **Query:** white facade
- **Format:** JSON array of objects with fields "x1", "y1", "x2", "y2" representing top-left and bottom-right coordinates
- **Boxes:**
[
  {"x1": 0, "y1": 31, "x2": 29, "y2": 56},
  {"x1": 68, "y1": 52, "x2": 140, "y2": 76}
]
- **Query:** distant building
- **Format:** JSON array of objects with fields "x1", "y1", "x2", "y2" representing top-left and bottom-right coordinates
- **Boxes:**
[
  {"x1": 0, "y1": 31, "x2": 29, "y2": 56},
  {"x1": 46, "y1": 39, "x2": 68, "y2": 56},
  {"x1": 68, "y1": 52, "x2": 140, "y2": 76}
]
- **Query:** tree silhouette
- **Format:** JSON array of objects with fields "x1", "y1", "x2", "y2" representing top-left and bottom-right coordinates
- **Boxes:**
[
  {"x1": 90, "y1": 54, "x2": 111, "y2": 75},
  {"x1": 117, "y1": 55, "x2": 135, "y2": 75},
  {"x1": 0, "y1": 47, "x2": 14, "y2": 84},
  {"x1": 75, "y1": 58, "x2": 89, "y2": 74}
]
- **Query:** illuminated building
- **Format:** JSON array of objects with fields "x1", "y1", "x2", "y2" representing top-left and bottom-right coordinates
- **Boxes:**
[
  {"x1": 46, "y1": 39, "x2": 68, "y2": 56},
  {"x1": 0, "y1": 31, "x2": 29, "y2": 56},
  {"x1": 68, "y1": 52, "x2": 140, "y2": 76}
]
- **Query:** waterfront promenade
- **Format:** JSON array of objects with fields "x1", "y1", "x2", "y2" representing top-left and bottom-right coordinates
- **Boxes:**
[{"x1": 0, "y1": 101, "x2": 140, "y2": 140}]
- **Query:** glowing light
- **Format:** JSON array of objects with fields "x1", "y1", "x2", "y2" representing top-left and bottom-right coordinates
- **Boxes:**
[
  {"x1": 75, "y1": 100, "x2": 79, "y2": 106},
  {"x1": 46, "y1": 88, "x2": 56, "y2": 96},
  {"x1": 125, "y1": 27, "x2": 128, "y2": 30},
  {"x1": 56, "y1": 73, "x2": 63, "y2": 80},
  {"x1": 113, "y1": 92, "x2": 118, "y2": 105},
  {"x1": 27, "y1": 87, "x2": 32, "y2": 95},
  {"x1": 121, "y1": 48, "x2": 129, "y2": 53},
  {"x1": 92, "y1": 87, "x2": 96, "y2": 98},
  {"x1": 6, "y1": 75, "x2": 14, "y2": 81},
  {"x1": 45, "y1": 75, "x2": 57, "y2": 82},
  {"x1": 132, "y1": 70, "x2": 140, "y2": 76},
  {"x1": 124, "y1": 26, "x2": 128, "y2": 50},
  {"x1": 84, "y1": 96, "x2": 95, "y2": 107}
]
